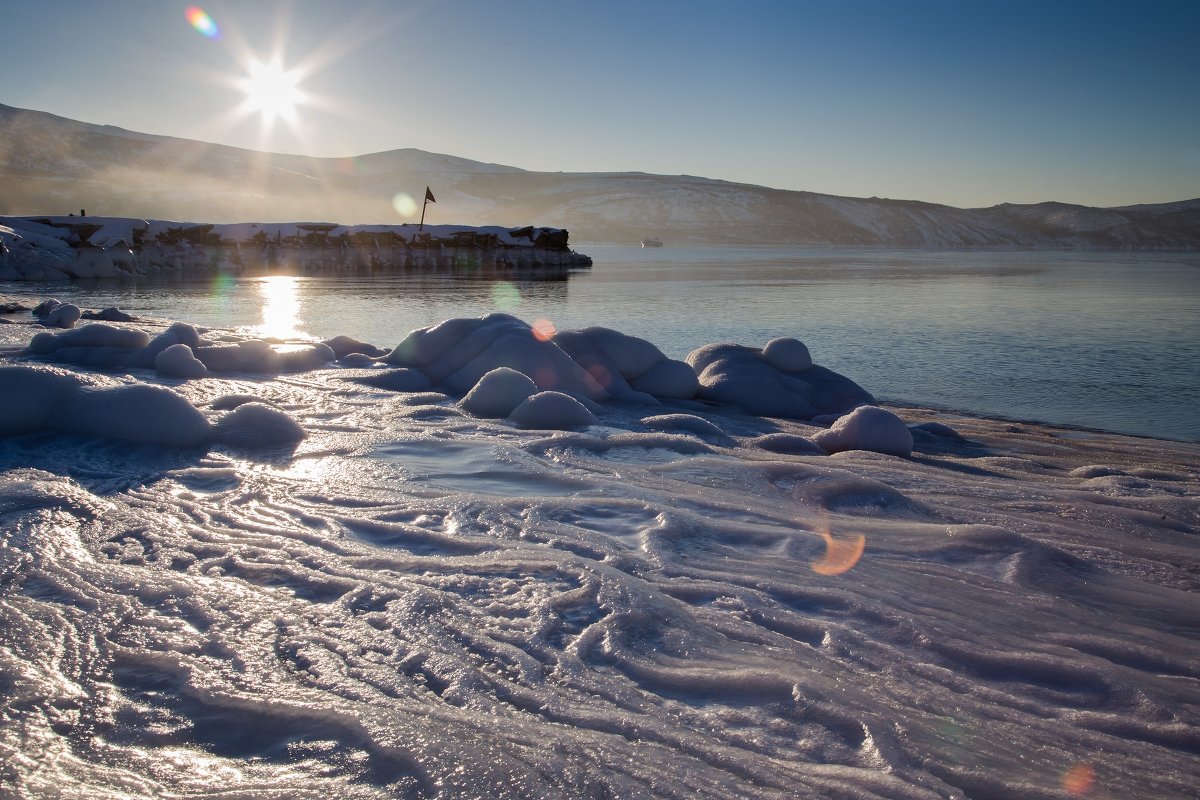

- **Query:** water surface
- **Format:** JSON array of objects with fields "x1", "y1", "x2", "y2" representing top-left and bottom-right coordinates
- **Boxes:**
[{"x1": 4, "y1": 246, "x2": 1198, "y2": 440}]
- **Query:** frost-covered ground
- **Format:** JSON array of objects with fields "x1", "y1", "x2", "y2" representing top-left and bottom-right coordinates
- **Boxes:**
[{"x1": 1, "y1": 311, "x2": 1198, "y2": 799}]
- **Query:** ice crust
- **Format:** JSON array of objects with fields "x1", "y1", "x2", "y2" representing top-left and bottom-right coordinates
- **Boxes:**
[{"x1": 2, "y1": 309, "x2": 1199, "y2": 799}]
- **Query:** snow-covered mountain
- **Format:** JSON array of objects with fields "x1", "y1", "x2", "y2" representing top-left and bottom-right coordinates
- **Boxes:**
[{"x1": 3, "y1": 103, "x2": 1198, "y2": 247}]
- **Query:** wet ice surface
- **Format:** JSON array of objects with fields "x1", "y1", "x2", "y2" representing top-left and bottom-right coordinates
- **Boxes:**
[{"x1": 1, "y1": 332, "x2": 1199, "y2": 798}]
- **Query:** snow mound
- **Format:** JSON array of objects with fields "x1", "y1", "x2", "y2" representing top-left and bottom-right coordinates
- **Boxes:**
[
  {"x1": 0, "y1": 366, "x2": 81, "y2": 435},
  {"x1": 552, "y1": 326, "x2": 699, "y2": 401},
  {"x1": 385, "y1": 313, "x2": 608, "y2": 399},
  {"x1": 687, "y1": 342, "x2": 874, "y2": 420},
  {"x1": 26, "y1": 321, "x2": 332, "y2": 375},
  {"x1": 762, "y1": 337, "x2": 812, "y2": 372},
  {"x1": 751, "y1": 433, "x2": 826, "y2": 455},
  {"x1": 82, "y1": 307, "x2": 134, "y2": 323},
  {"x1": 212, "y1": 403, "x2": 307, "y2": 449},
  {"x1": 155, "y1": 343, "x2": 210, "y2": 379},
  {"x1": 31, "y1": 299, "x2": 81, "y2": 328},
  {"x1": 812, "y1": 405, "x2": 914, "y2": 457},
  {"x1": 460, "y1": 367, "x2": 538, "y2": 418},
  {"x1": 0, "y1": 365, "x2": 309, "y2": 448},
  {"x1": 29, "y1": 323, "x2": 151, "y2": 355},
  {"x1": 323, "y1": 335, "x2": 387, "y2": 360},
  {"x1": 508, "y1": 391, "x2": 597, "y2": 429},
  {"x1": 41, "y1": 302, "x2": 82, "y2": 329},
  {"x1": 639, "y1": 413, "x2": 733, "y2": 444},
  {"x1": 56, "y1": 384, "x2": 210, "y2": 447},
  {"x1": 351, "y1": 368, "x2": 434, "y2": 392}
]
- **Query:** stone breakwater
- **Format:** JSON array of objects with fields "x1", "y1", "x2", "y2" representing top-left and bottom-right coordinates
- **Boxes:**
[{"x1": 0, "y1": 216, "x2": 592, "y2": 280}]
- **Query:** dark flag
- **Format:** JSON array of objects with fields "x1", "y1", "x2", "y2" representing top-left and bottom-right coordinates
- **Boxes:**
[{"x1": 420, "y1": 186, "x2": 436, "y2": 230}]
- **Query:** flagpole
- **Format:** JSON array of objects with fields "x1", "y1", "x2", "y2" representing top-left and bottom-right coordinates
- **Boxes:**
[{"x1": 419, "y1": 186, "x2": 435, "y2": 231}]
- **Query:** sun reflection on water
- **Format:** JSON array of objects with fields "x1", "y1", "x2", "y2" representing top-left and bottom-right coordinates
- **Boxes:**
[{"x1": 253, "y1": 275, "x2": 309, "y2": 340}]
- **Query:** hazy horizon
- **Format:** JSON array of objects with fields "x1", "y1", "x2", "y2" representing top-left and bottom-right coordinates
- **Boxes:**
[{"x1": 2, "y1": 0, "x2": 1198, "y2": 210}]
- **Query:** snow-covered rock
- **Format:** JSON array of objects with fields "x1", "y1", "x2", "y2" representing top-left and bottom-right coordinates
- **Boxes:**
[
  {"x1": 508, "y1": 391, "x2": 597, "y2": 429},
  {"x1": 812, "y1": 405, "x2": 914, "y2": 457},
  {"x1": 386, "y1": 314, "x2": 609, "y2": 400},
  {"x1": 211, "y1": 402, "x2": 306, "y2": 449},
  {"x1": 460, "y1": 367, "x2": 538, "y2": 418},
  {"x1": 155, "y1": 343, "x2": 210, "y2": 379},
  {"x1": 687, "y1": 342, "x2": 874, "y2": 420},
  {"x1": 762, "y1": 337, "x2": 812, "y2": 372},
  {"x1": 41, "y1": 302, "x2": 81, "y2": 329},
  {"x1": 351, "y1": 368, "x2": 434, "y2": 392},
  {"x1": 552, "y1": 326, "x2": 699, "y2": 401}
]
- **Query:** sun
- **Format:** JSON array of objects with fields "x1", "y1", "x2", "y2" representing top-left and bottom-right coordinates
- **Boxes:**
[{"x1": 239, "y1": 58, "x2": 303, "y2": 124}]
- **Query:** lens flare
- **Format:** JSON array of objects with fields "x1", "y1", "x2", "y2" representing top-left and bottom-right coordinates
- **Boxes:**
[
  {"x1": 392, "y1": 192, "x2": 417, "y2": 218},
  {"x1": 811, "y1": 528, "x2": 866, "y2": 576},
  {"x1": 490, "y1": 281, "x2": 521, "y2": 310},
  {"x1": 185, "y1": 6, "x2": 219, "y2": 38},
  {"x1": 531, "y1": 318, "x2": 557, "y2": 342},
  {"x1": 1063, "y1": 763, "x2": 1095, "y2": 795}
]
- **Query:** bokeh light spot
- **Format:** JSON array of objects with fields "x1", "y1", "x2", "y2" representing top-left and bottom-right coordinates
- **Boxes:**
[
  {"x1": 185, "y1": 6, "x2": 219, "y2": 38},
  {"x1": 490, "y1": 281, "x2": 521, "y2": 310},
  {"x1": 1063, "y1": 763, "x2": 1095, "y2": 795},
  {"x1": 392, "y1": 192, "x2": 417, "y2": 218},
  {"x1": 811, "y1": 528, "x2": 866, "y2": 575},
  {"x1": 531, "y1": 318, "x2": 557, "y2": 342},
  {"x1": 534, "y1": 367, "x2": 558, "y2": 389}
]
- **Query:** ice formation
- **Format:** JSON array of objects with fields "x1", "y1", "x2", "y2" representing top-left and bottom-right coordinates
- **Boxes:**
[
  {"x1": 508, "y1": 390, "x2": 598, "y2": 429},
  {"x1": 812, "y1": 405, "x2": 915, "y2": 457},
  {"x1": 687, "y1": 340, "x2": 875, "y2": 420},
  {"x1": 459, "y1": 367, "x2": 539, "y2": 418},
  {"x1": 26, "y1": 320, "x2": 334, "y2": 375},
  {"x1": 0, "y1": 365, "x2": 207, "y2": 446},
  {"x1": 1, "y1": 306, "x2": 1198, "y2": 799}
]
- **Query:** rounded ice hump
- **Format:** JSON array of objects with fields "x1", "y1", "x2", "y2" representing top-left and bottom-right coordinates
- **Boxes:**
[
  {"x1": 812, "y1": 405, "x2": 914, "y2": 457},
  {"x1": 384, "y1": 313, "x2": 609, "y2": 399},
  {"x1": 551, "y1": 326, "x2": 699, "y2": 401},
  {"x1": 687, "y1": 340, "x2": 873, "y2": 420},
  {"x1": 211, "y1": 402, "x2": 306, "y2": 449},
  {"x1": 0, "y1": 366, "x2": 82, "y2": 435},
  {"x1": 56, "y1": 383, "x2": 211, "y2": 447},
  {"x1": 155, "y1": 343, "x2": 210, "y2": 379},
  {"x1": 508, "y1": 391, "x2": 597, "y2": 429},
  {"x1": 460, "y1": 367, "x2": 538, "y2": 418},
  {"x1": 762, "y1": 337, "x2": 812, "y2": 372}
]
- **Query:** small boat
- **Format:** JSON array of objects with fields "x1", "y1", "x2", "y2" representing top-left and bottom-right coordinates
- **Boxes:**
[{"x1": 641, "y1": 238, "x2": 663, "y2": 248}]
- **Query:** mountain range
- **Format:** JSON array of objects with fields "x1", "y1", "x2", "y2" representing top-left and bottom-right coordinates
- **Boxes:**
[{"x1": 2, "y1": 103, "x2": 1198, "y2": 248}]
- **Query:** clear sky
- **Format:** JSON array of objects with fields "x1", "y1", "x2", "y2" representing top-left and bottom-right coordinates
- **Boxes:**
[{"x1": 3, "y1": 0, "x2": 1198, "y2": 208}]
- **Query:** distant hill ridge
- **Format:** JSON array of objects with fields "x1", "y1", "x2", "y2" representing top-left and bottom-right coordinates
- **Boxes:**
[{"x1": 2, "y1": 103, "x2": 1197, "y2": 248}]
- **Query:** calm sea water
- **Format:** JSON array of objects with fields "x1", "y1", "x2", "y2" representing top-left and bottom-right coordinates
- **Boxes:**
[{"x1": 4, "y1": 246, "x2": 1199, "y2": 441}]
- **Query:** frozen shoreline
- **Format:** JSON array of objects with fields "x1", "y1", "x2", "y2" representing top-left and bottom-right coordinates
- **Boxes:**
[{"x1": 1, "y1": 309, "x2": 1198, "y2": 798}]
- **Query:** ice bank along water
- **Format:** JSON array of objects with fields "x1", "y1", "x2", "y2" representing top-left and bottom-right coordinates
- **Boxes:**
[
  {"x1": 1, "y1": 307, "x2": 1198, "y2": 799},
  {"x1": 0, "y1": 216, "x2": 593, "y2": 280}
]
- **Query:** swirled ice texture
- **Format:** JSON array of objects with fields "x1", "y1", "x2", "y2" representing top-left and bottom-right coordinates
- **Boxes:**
[{"x1": 1, "y1": 314, "x2": 1199, "y2": 799}]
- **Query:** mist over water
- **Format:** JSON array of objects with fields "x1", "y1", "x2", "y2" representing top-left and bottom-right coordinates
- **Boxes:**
[{"x1": 4, "y1": 246, "x2": 1198, "y2": 441}]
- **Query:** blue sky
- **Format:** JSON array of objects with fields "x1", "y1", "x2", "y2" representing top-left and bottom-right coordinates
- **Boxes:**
[{"x1": 3, "y1": 0, "x2": 1198, "y2": 207}]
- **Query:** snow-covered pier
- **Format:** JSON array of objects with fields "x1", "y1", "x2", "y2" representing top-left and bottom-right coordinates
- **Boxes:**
[{"x1": 0, "y1": 216, "x2": 593, "y2": 280}]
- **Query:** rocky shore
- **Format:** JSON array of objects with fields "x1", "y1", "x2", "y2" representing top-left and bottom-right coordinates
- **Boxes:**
[{"x1": 0, "y1": 216, "x2": 592, "y2": 280}]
